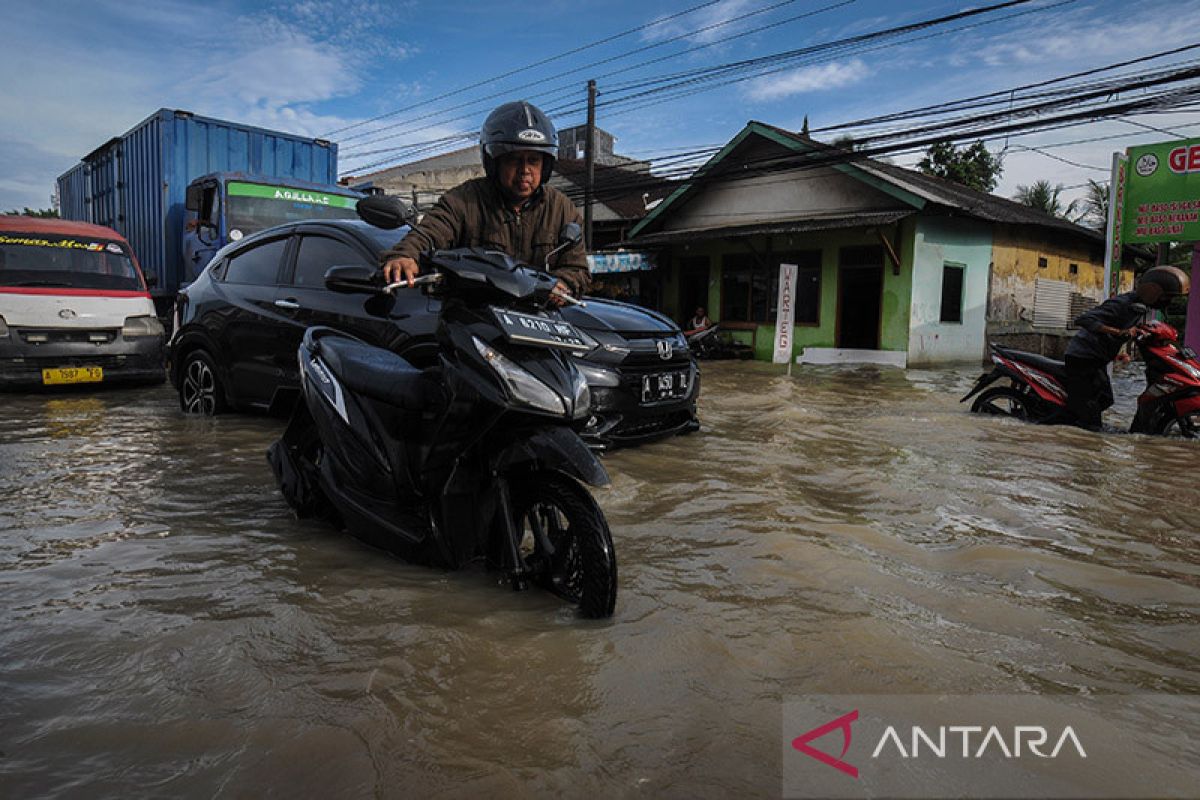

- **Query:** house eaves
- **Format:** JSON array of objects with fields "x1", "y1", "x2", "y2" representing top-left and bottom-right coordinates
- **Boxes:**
[
  {"x1": 628, "y1": 121, "x2": 927, "y2": 240},
  {"x1": 621, "y1": 210, "x2": 915, "y2": 248}
]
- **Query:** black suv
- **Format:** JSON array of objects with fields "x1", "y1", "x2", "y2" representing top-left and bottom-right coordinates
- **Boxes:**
[{"x1": 167, "y1": 219, "x2": 698, "y2": 449}]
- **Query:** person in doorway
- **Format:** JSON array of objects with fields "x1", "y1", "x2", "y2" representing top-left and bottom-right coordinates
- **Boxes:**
[
  {"x1": 685, "y1": 306, "x2": 712, "y2": 335},
  {"x1": 380, "y1": 101, "x2": 588, "y2": 307},
  {"x1": 1058, "y1": 265, "x2": 1190, "y2": 430}
]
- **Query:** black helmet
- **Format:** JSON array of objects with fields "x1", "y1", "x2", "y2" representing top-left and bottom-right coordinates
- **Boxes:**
[
  {"x1": 480, "y1": 101, "x2": 558, "y2": 180},
  {"x1": 1138, "y1": 265, "x2": 1190, "y2": 308}
]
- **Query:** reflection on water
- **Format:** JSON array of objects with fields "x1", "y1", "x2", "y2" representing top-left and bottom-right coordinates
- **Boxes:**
[{"x1": 1, "y1": 366, "x2": 1197, "y2": 796}]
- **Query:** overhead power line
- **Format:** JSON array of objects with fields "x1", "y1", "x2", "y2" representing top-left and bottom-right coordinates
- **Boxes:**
[
  {"x1": 340, "y1": 0, "x2": 1055, "y2": 173},
  {"x1": 321, "y1": 0, "x2": 730, "y2": 138}
]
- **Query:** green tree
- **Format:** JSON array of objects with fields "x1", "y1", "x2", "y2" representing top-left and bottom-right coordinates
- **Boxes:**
[
  {"x1": 4, "y1": 207, "x2": 59, "y2": 218},
  {"x1": 1073, "y1": 179, "x2": 1109, "y2": 231},
  {"x1": 1013, "y1": 180, "x2": 1078, "y2": 218},
  {"x1": 917, "y1": 141, "x2": 1003, "y2": 193}
]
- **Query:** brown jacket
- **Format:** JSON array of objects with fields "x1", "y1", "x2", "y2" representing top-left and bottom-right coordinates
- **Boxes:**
[{"x1": 382, "y1": 178, "x2": 591, "y2": 296}]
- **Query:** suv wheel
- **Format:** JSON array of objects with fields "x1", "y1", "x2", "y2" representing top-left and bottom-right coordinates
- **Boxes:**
[{"x1": 179, "y1": 349, "x2": 227, "y2": 415}]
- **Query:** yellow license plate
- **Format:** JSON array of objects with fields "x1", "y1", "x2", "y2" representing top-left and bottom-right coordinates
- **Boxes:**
[{"x1": 42, "y1": 367, "x2": 104, "y2": 385}]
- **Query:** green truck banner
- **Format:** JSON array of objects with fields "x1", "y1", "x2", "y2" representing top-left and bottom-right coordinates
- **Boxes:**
[
  {"x1": 227, "y1": 181, "x2": 358, "y2": 209},
  {"x1": 1122, "y1": 138, "x2": 1200, "y2": 244}
]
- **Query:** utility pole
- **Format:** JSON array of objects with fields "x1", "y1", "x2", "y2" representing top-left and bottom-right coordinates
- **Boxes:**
[{"x1": 584, "y1": 79, "x2": 596, "y2": 251}]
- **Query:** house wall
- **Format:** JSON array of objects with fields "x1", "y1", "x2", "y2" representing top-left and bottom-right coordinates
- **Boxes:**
[
  {"x1": 908, "y1": 217, "x2": 992, "y2": 366},
  {"x1": 661, "y1": 221, "x2": 915, "y2": 360},
  {"x1": 989, "y1": 224, "x2": 1107, "y2": 323}
]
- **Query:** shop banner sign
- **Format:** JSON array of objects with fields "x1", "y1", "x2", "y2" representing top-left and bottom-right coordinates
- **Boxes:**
[
  {"x1": 588, "y1": 252, "x2": 655, "y2": 274},
  {"x1": 774, "y1": 263, "x2": 799, "y2": 366},
  {"x1": 1122, "y1": 138, "x2": 1200, "y2": 244}
]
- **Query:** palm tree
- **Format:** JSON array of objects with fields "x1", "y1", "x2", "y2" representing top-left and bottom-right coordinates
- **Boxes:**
[
  {"x1": 1014, "y1": 180, "x2": 1076, "y2": 218},
  {"x1": 1073, "y1": 180, "x2": 1109, "y2": 231}
]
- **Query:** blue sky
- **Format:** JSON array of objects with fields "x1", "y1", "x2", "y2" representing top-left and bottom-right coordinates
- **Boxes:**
[{"x1": 2, "y1": 0, "x2": 1198, "y2": 214}]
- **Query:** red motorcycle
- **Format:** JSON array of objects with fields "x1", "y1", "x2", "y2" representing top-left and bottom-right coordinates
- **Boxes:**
[{"x1": 962, "y1": 321, "x2": 1200, "y2": 437}]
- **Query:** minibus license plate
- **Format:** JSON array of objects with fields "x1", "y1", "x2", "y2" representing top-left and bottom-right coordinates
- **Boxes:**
[
  {"x1": 492, "y1": 308, "x2": 588, "y2": 350},
  {"x1": 43, "y1": 367, "x2": 103, "y2": 385}
]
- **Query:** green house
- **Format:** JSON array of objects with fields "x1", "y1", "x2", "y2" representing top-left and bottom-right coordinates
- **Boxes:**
[{"x1": 626, "y1": 122, "x2": 1112, "y2": 367}]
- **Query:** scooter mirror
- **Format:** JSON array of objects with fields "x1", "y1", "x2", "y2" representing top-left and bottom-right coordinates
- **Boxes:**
[
  {"x1": 356, "y1": 195, "x2": 414, "y2": 230},
  {"x1": 325, "y1": 264, "x2": 381, "y2": 294},
  {"x1": 558, "y1": 222, "x2": 583, "y2": 247}
]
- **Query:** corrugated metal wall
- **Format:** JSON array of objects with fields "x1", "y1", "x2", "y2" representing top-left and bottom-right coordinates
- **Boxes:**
[{"x1": 57, "y1": 165, "x2": 90, "y2": 221}]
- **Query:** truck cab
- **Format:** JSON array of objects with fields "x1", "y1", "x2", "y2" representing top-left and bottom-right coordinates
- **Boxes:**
[{"x1": 182, "y1": 173, "x2": 363, "y2": 283}]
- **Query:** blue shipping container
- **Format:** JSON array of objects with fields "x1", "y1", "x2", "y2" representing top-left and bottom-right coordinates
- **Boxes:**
[{"x1": 56, "y1": 108, "x2": 341, "y2": 296}]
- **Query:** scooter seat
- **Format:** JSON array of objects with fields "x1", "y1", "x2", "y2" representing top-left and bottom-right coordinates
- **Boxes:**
[
  {"x1": 316, "y1": 335, "x2": 439, "y2": 410},
  {"x1": 991, "y1": 345, "x2": 1066, "y2": 379}
]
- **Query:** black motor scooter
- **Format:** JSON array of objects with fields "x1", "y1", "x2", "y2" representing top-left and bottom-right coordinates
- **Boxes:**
[{"x1": 267, "y1": 217, "x2": 617, "y2": 618}]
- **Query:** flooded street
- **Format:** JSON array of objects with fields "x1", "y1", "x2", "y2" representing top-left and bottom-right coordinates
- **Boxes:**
[{"x1": 1, "y1": 362, "x2": 1198, "y2": 797}]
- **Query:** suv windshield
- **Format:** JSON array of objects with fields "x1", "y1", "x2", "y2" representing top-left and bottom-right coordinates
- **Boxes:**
[
  {"x1": 226, "y1": 181, "x2": 360, "y2": 236},
  {"x1": 0, "y1": 233, "x2": 143, "y2": 291}
]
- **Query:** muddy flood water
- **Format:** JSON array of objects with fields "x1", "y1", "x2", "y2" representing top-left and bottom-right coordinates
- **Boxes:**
[{"x1": 1, "y1": 361, "x2": 1198, "y2": 798}]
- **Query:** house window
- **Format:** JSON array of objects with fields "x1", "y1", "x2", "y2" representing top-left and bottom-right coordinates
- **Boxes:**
[
  {"x1": 1069, "y1": 263, "x2": 1079, "y2": 275},
  {"x1": 721, "y1": 250, "x2": 822, "y2": 324},
  {"x1": 940, "y1": 262, "x2": 965, "y2": 323},
  {"x1": 1038, "y1": 256, "x2": 1048, "y2": 269},
  {"x1": 777, "y1": 250, "x2": 821, "y2": 325}
]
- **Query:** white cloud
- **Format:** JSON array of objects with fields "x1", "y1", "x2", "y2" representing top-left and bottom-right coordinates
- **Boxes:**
[
  {"x1": 642, "y1": 0, "x2": 760, "y2": 46},
  {"x1": 0, "y1": 1, "x2": 417, "y2": 209},
  {"x1": 747, "y1": 59, "x2": 870, "y2": 101}
]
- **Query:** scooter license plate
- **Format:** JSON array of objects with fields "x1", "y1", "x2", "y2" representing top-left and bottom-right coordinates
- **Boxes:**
[
  {"x1": 491, "y1": 307, "x2": 588, "y2": 350},
  {"x1": 641, "y1": 370, "x2": 689, "y2": 403}
]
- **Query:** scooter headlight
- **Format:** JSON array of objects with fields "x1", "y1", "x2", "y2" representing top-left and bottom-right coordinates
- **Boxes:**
[{"x1": 472, "y1": 336, "x2": 566, "y2": 416}]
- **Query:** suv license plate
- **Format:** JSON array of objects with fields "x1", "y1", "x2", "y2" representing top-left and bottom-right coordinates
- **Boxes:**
[
  {"x1": 492, "y1": 308, "x2": 589, "y2": 350},
  {"x1": 43, "y1": 367, "x2": 103, "y2": 385},
  {"x1": 641, "y1": 370, "x2": 689, "y2": 403}
]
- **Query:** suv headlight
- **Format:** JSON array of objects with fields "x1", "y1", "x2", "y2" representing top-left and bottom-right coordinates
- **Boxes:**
[
  {"x1": 570, "y1": 366, "x2": 591, "y2": 419},
  {"x1": 574, "y1": 361, "x2": 620, "y2": 387},
  {"x1": 122, "y1": 315, "x2": 165, "y2": 338},
  {"x1": 472, "y1": 336, "x2": 565, "y2": 416}
]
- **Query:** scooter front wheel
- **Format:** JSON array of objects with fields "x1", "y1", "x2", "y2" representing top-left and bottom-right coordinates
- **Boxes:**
[{"x1": 510, "y1": 472, "x2": 618, "y2": 619}]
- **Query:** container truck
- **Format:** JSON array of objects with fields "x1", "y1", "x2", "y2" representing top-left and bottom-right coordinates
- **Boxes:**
[{"x1": 56, "y1": 108, "x2": 362, "y2": 315}]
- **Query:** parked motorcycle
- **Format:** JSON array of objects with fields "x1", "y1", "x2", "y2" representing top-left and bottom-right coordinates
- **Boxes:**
[
  {"x1": 685, "y1": 325, "x2": 754, "y2": 360},
  {"x1": 267, "y1": 223, "x2": 618, "y2": 618},
  {"x1": 961, "y1": 320, "x2": 1200, "y2": 437}
]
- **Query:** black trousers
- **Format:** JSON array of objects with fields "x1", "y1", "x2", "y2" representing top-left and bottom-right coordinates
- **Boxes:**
[{"x1": 1063, "y1": 356, "x2": 1112, "y2": 430}]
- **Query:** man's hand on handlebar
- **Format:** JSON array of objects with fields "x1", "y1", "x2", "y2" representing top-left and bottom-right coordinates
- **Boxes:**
[
  {"x1": 382, "y1": 256, "x2": 420, "y2": 288},
  {"x1": 549, "y1": 280, "x2": 572, "y2": 308}
]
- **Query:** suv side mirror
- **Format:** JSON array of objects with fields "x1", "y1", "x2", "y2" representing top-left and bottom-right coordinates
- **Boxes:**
[
  {"x1": 325, "y1": 264, "x2": 380, "y2": 294},
  {"x1": 144, "y1": 273, "x2": 158, "y2": 288},
  {"x1": 356, "y1": 195, "x2": 414, "y2": 230}
]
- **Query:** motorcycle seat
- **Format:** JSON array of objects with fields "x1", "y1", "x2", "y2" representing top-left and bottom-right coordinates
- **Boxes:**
[
  {"x1": 316, "y1": 335, "x2": 440, "y2": 410},
  {"x1": 992, "y1": 345, "x2": 1066, "y2": 379}
]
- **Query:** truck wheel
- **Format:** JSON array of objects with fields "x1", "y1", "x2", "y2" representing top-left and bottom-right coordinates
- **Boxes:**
[{"x1": 179, "y1": 349, "x2": 227, "y2": 416}]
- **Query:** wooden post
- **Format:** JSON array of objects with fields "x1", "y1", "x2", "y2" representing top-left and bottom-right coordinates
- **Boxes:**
[{"x1": 584, "y1": 80, "x2": 596, "y2": 251}]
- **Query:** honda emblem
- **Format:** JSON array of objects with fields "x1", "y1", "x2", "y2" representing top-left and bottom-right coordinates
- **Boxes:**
[{"x1": 657, "y1": 339, "x2": 673, "y2": 360}]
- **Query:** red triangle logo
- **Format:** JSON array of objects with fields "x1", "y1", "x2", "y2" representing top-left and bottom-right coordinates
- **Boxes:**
[{"x1": 791, "y1": 709, "x2": 859, "y2": 778}]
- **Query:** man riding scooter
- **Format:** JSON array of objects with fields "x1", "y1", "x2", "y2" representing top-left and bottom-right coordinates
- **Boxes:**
[
  {"x1": 380, "y1": 100, "x2": 589, "y2": 308},
  {"x1": 1057, "y1": 266, "x2": 1190, "y2": 430}
]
